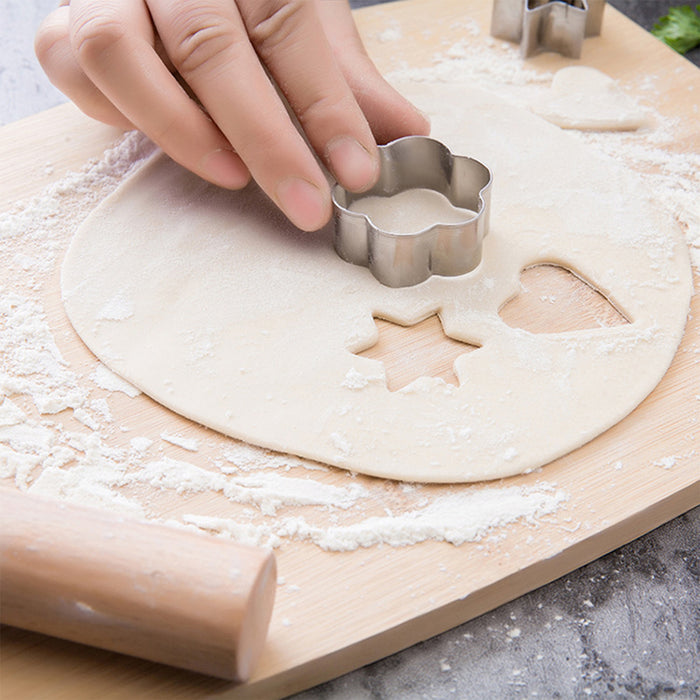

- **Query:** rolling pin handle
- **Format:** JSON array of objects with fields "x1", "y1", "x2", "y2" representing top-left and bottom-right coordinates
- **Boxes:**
[{"x1": 0, "y1": 488, "x2": 276, "y2": 681}]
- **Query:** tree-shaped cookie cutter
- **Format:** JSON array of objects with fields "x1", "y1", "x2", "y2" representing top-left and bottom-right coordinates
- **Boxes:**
[
  {"x1": 491, "y1": 0, "x2": 606, "y2": 58},
  {"x1": 332, "y1": 136, "x2": 493, "y2": 288}
]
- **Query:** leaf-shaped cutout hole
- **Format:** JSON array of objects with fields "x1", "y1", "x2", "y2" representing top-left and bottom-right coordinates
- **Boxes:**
[
  {"x1": 499, "y1": 264, "x2": 631, "y2": 333},
  {"x1": 356, "y1": 315, "x2": 479, "y2": 391}
]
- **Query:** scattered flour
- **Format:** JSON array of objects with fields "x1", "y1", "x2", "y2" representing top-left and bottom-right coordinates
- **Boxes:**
[
  {"x1": 91, "y1": 363, "x2": 141, "y2": 397},
  {"x1": 387, "y1": 38, "x2": 552, "y2": 90},
  {"x1": 96, "y1": 292, "x2": 134, "y2": 321},
  {"x1": 376, "y1": 20, "x2": 402, "y2": 43},
  {"x1": 129, "y1": 436, "x2": 153, "y2": 453},
  {"x1": 160, "y1": 432, "x2": 199, "y2": 452},
  {"x1": 570, "y1": 129, "x2": 700, "y2": 270},
  {"x1": 653, "y1": 456, "x2": 677, "y2": 469},
  {"x1": 178, "y1": 484, "x2": 568, "y2": 551},
  {"x1": 0, "y1": 398, "x2": 26, "y2": 426},
  {"x1": 221, "y1": 442, "x2": 316, "y2": 472},
  {"x1": 330, "y1": 431, "x2": 352, "y2": 457},
  {"x1": 0, "y1": 292, "x2": 87, "y2": 414},
  {"x1": 342, "y1": 367, "x2": 371, "y2": 390}
]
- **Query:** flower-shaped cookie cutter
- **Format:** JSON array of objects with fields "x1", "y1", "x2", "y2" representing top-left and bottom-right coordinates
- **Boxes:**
[{"x1": 332, "y1": 136, "x2": 493, "y2": 288}]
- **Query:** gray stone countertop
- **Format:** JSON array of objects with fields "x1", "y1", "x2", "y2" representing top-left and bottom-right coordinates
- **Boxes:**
[{"x1": 2, "y1": 1, "x2": 698, "y2": 698}]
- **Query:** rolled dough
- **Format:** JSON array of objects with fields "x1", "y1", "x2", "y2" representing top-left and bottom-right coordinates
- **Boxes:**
[
  {"x1": 531, "y1": 66, "x2": 648, "y2": 131},
  {"x1": 61, "y1": 83, "x2": 692, "y2": 483},
  {"x1": 349, "y1": 188, "x2": 475, "y2": 233}
]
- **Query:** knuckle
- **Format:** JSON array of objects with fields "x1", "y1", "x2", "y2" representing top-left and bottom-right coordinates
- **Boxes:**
[
  {"x1": 35, "y1": 32, "x2": 60, "y2": 70},
  {"x1": 149, "y1": 110, "x2": 185, "y2": 146},
  {"x1": 246, "y1": 0, "x2": 312, "y2": 57},
  {"x1": 79, "y1": 97, "x2": 122, "y2": 126},
  {"x1": 298, "y1": 92, "x2": 355, "y2": 131},
  {"x1": 35, "y1": 13, "x2": 68, "y2": 67},
  {"x1": 169, "y1": 14, "x2": 240, "y2": 78},
  {"x1": 70, "y1": 8, "x2": 127, "y2": 64}
]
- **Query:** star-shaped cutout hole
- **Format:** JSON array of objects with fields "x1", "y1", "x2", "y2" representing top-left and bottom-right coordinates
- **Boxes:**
[
  {"x1": 356, "y1": 315, "x2": 479, "y2": 392},
  {"x1": 499, "y1": 263, "x2": 630, "y2": 332}
]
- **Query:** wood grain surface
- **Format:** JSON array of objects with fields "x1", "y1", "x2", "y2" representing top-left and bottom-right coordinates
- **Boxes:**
[
  {"x1": 0, "y1": 489, "x2": 277, "y2": 681},
  {"x1": 1, "y1": 1, "x2": 698, "y2": 698}
]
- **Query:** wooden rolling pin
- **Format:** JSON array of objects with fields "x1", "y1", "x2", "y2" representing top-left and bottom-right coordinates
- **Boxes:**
[{"x1": 0, "y1": 488, "x2": 276, "y2": 681}]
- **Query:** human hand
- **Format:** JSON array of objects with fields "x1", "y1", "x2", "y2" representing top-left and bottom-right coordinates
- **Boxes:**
[{"x1": 35, "y1": 0, "x2": 430, "y2": 231}]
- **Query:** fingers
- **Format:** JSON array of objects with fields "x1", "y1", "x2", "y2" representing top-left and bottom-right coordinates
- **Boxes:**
[
  {"x1": 240, "y1": 0, "x2": 379, "y2": 193},
  {"x1": 35, "y1": 6, "x2": 133, "y2": 129},
  {"x1": 71, "y1": 0, "x2": 250, "y2": 191},
  {"x1": 148, "y1": 0, "x2": 383, "y2": 230},
  {"x1": 35, "y1": 0, "x2": 429, "y2": 233},
  {"x1": 317, "y1": 1, "x2": 431, "y2": 144},
  {"x1": 146, "y1": 0, "x2": 333, "y2": 230}
]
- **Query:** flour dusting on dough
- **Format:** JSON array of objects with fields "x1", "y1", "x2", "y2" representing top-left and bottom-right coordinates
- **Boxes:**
[
  {"x1": 342, "y1": 368, "x2": 370, "y2": 390},
  {"x1": 96, "y1": 291, "x2": 134, "y2": 321}
]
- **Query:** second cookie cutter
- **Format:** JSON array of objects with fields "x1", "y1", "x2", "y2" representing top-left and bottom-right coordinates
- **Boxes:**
[
  {"x1": 332, "y1": 136, "x2": 492, "y2": 288},
  {"x1": 491, "y1": 0, "x2": 606, "y2": 58}
]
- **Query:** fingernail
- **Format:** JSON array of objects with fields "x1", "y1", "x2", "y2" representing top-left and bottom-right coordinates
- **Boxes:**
[
  {"x1": 201, "y1": 149, "x2": 249, "y2": 189},
  {"x1": 326, "y1": 136, "x2": 378, "y2": 193},
  {"x1": 276, "y1": 177, "x2": 330, "y2": 231}
]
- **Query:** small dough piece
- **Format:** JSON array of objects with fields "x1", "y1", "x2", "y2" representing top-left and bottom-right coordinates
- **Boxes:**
[
  {"x1": 349, "y1": 188, "x2": 475, "y2": 234},
  {"x1": 61, "y1": 83, "x2": 691, "y2": 483},
  {"x1": 531, "y1": 66, "x2": 647, "y2": 131}
]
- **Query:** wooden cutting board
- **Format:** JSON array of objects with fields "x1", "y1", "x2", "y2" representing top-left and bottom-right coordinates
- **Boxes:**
[{"x1": 1, "y1": 1, "x2": 698, "y2": 697}]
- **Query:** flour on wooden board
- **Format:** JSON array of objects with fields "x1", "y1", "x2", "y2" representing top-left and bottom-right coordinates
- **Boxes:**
[
  {"x1": 91, "y1": 363, "x2": 141, "y2": 397},
  {"x1": 160, "y1": 432, "x2": 199, "y2": 452},
  {"x1": 1, "y1": 37, "x2": 697, "y2": 550}
]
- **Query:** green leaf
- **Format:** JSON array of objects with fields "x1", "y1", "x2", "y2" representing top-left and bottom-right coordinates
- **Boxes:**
[{"x1": 651, "y1": 4, "x2": 700, "y2": 54}]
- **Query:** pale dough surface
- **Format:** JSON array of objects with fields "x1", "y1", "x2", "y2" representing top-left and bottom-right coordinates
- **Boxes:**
[
  {"x1": 61, "y1": 84, "x2": 692, "y2": 483},
  {"x1": 349, "y1": 188, "x2": 475, "y2": 233},
  {"x1": 531, "y1": 66, "x2": 647, "y2": 131}
]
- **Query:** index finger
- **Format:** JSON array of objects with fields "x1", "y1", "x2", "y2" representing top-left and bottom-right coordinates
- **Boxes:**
[
  {"x1": 147, "y1": 0, "x2": 335, "y2": 231},
  {"x1": 240, "y1": 0, "x2": 380, "y2": 193},
  {"x1": 68, "y1": 0, "x2": 251, "y2": 191}
]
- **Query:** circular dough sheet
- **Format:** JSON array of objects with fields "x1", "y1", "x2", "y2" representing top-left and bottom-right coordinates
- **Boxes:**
[{"x1": 61, "y1": 84, "x2": 692, "y2": 483}]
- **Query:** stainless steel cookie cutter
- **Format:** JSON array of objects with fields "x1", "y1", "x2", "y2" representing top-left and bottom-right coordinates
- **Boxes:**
[
  {"x1": 332, "y1": 136, "x2": 493, "y2": 288},
  {"x1": 491, "y1": 0, "x2": 606, "y2": 58}
]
